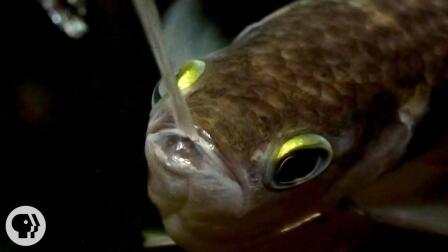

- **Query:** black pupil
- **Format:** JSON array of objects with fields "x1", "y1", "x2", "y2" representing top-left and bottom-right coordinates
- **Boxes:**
[{"x1": 275, "y1": 148, "x2": 328, "y2": 184}]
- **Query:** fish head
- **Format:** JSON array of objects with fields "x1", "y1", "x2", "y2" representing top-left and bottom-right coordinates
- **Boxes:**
[{"x1": 144, "y1": 53, "x2": 386, "y2": 249}]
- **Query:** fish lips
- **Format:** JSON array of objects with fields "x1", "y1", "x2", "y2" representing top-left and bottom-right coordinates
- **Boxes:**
[{"x1": 145, "y1": 128, "x2": 245, "y2": 217}]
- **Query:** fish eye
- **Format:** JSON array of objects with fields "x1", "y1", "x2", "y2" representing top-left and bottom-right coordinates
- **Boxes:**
[
  {"x1": 264, "y1": 134, "x2": 333, "y2": 190},
  {"x1": 151, "y1": 59, "x2": 205, "y2": 105}
]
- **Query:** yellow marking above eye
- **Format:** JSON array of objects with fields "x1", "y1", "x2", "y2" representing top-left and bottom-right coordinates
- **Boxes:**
[
  {"x1": 176, "y1": 60, "x2": 206, "y2": 90},
  {"x1": 276, "y1": 134, "x2": 332, "y2": 161}
]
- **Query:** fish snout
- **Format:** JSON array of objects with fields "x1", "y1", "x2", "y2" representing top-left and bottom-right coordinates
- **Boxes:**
[{"x1": 146, "y1": 129, "x2": 221, "y2": 176}]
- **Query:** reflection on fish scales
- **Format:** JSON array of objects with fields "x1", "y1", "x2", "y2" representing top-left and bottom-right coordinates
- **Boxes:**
[{"x1": 137, "y1": 0, "x2": 448, "y2": 251}]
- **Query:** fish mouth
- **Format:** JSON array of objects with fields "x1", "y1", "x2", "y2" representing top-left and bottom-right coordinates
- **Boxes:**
[
  {"x1": 146, "y1": 128, "x2": 221, "y2": 177},
  {"x1": 145, "y1": 106, "x2": 246, "y2": 225},
  {"x1": 145, "y1": 127, "x2": 242, "y2": 216},
  {"x1": 146, "y1": 106, "x2": 236, "y2": 180}
]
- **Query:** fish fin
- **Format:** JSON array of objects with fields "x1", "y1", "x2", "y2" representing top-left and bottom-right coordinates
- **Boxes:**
[
  {"x1": 163, "y1": 0, "x2": 229, "y2": 67},
  {"x1": 142, "y1": 228, "x2": 176, "y2": 248},
  {"x1": 350, "y1": 137, "x2": 448, "y2": 236}
]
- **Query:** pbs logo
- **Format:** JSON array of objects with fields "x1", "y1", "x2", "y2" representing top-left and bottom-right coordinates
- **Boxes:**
[{"x1": 5, "y1": 206, "x2": 46, "y2": 246}]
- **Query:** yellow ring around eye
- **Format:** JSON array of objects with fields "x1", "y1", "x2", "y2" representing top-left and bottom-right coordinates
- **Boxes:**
[
  {"x1": 176, "y1": 60, "x2": 206, "y2": 90},
  {"x1": 276, "y1": 134, "x2": 332, "y2": 161}
]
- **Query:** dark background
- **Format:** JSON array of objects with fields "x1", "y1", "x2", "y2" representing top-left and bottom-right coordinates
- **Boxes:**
[{"x1": 1, "y1": 0, "x2": 447, "y2": 251}]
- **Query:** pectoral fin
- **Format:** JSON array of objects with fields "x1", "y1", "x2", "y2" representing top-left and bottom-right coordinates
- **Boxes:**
[
  {"x1": 350, "y1": 138, "x2": 448, "y2": 235},
  {"x1": 143, "y1": 228, "x2": 176, "y2": 248}
]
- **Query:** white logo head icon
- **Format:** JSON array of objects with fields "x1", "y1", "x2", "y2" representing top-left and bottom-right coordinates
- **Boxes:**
[{"x1": 5, "y1": 206, "x2": 46, "y2": 246}]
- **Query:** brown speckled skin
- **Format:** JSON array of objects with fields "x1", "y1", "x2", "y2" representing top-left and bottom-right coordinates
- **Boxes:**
[
  {"x1": 189, "y1": 0, "x2": 448, "y2": 159},
  {"x1": 148, "y1": 0, "x2": 448, "y2": 251}
]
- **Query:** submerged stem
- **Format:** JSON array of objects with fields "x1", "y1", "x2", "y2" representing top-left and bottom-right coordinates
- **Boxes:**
[{"x1": 133, "y1": 0, "x2": 198, "y2": 140}]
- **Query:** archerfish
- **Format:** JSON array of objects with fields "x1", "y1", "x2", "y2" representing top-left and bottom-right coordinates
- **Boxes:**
[{"x1": 134, "y1": 0, "x2": 448, "y2": 251}]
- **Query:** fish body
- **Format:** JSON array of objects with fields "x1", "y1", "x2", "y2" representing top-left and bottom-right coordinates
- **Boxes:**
[{"x1": 143, "y1": 0, "x2": 448, "y2": 251}]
